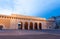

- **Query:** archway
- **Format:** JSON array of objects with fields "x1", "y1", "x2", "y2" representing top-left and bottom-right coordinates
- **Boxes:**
[
  {"x1": 34, "y1": 23, "x2": 38, "y2": 30},
  {"x1": 0, "y1": 25, "x2": 3, "y2": 30},
  {"x1": 18, "y1": 22, "x2": 23, "y2": 30},
  {"x1": 39, "y1": 23, "x2": 42, "y2": 30},
  {"x1": 24, "y1": 22, "x2": 28, "y2": 30},
  {"x1": 30, "y1": 22, "x2": 33, "y2": 30}
]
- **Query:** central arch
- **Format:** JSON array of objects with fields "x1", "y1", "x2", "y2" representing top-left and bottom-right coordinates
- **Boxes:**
[
  {"x1": 24, "y1": 22, "x2": 28, "y2": 30},
  {"x1": 30, "y1": 22, "x2": 33, "y2": 30},
  {"x1": 34, "y1": 23, "x2": 38, "y2": 30}
]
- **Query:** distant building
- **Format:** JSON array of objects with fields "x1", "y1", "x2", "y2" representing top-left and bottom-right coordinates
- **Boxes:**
[
  {"x1": 0, "y1": 14, "x2": 48, "y2": 30},
  {"x1": 48, "y1": 16, "x2": 60, "y2": 29},
  {"x1": 46, "y1": 19, "x2": 56, "y2": 29}
]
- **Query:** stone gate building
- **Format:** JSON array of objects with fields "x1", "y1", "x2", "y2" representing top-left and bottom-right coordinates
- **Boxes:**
[{"x1": 0, "y1": 14, "x2": 49, "y2": 30}]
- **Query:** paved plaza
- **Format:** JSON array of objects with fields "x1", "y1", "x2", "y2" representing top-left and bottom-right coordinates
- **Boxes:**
[{"x1": 0, "y1": 29, "x2": 60, "y2": 39}]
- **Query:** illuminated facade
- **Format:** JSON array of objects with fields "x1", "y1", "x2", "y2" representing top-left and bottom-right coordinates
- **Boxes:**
[{"x1": 0, "y1": 14, "x2": 48, "y2": 30}]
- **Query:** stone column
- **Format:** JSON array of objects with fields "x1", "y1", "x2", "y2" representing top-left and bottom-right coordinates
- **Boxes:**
[
  {"x1": 37, "y1": 23, "x2": 39, "y2": 30},
  {"x1": 33, "y1": 22, "x2": 35, "y2": 30},
  {"x1": 22, "y1": 22, "x2": 25, "y2": 30},
  {"x1": 28, "y1": 22, "x2": 30, "y2": 30}
]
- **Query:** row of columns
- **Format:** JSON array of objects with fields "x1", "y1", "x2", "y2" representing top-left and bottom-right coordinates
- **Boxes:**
[{"x1": 18, "y1": 22, "x2": 42, "y2": 30}]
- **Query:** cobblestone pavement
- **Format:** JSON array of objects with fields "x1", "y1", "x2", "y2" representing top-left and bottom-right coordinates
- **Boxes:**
[
  {"x1": 0, "y1": 34, "x2": 60, "y2": 39},
  {"x1": 0, "y1": 29, "x2": 59, "y2": 39}
]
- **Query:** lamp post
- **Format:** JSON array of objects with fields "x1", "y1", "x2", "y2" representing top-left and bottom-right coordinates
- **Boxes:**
[{"x1": 18, "y1": 23, "x2": 21, "y2": 29}]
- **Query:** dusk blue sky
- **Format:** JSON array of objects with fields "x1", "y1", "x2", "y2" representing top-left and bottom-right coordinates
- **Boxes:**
[{"x1": 0, "y1": 0, "x2": 60, "y2": 19}]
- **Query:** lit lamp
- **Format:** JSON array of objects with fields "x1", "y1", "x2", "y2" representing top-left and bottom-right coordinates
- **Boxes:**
[
  {"x1": 18, "y1": 23, "x2": 21, "y2": 29},
  {"x1": 18, "y1": 23, "x2": 21, "y2": 26}
]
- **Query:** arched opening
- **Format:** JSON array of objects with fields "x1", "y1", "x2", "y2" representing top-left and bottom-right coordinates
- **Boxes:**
[
  {"x1": 39, "y1": 23, "x2": 42, "y2": 30},
  {"x1": 24, "y1": 22, "x2": 28, "y2": 30},
  {"x1": 18, "y1": 22, "x2": 23, "y2": 30},
  {"x1": 30, "y1": 22, "x2": 33, "y2": 30},
  {"x1": 34, "y1": 23, "x2": 38, "y2": 30},
  {"x1": 0, "y1": 25, "x2": 3, "y2": 30}
]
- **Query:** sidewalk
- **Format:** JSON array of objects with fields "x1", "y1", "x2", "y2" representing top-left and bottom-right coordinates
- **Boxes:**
[{"x1": 0, "y1": 29, "x2": 60, "y2": 36}]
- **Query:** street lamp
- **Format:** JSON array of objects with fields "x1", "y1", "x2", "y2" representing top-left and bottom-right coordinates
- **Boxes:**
[{"x1": 18, "y1": 23, "x2": 21, "y2": 29}]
